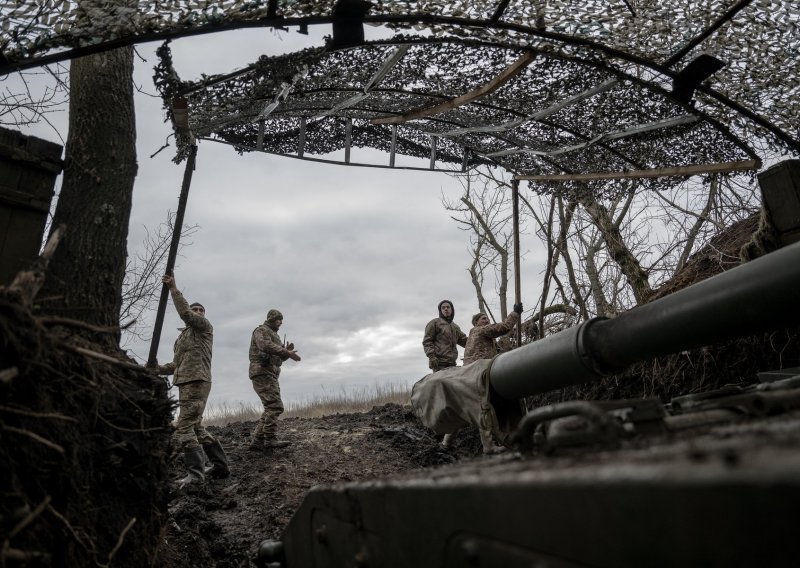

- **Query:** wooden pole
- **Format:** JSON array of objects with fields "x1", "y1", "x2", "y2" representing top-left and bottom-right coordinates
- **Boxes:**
[
  {"x1": 371, "y1": 51, "x2": 535, "y2": 125},
  {"x1": 512, "y1": 178, "x2": 522, "y2": 347},
  {"x1": 512, "y1": 159, "x2": 761, "y2": 182},
  {"x1": 146, "y1": 144, "x2": 198, "y2": 368}
]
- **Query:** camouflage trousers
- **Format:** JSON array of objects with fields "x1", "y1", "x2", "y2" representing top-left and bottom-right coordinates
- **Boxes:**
[
  {"x1": 251, "y1": 374, "x2": 284, "y2": 440},
  {"x1": 175, "y1": 380, "x2": 216, "y2": 450}
]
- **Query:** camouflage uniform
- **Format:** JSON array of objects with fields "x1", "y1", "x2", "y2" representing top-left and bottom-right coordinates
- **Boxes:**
[
  {"x1": 423, "y1": 300, "x2": 467, "y2": 370},
  {"x1": 463, "y1": 312, "x2": 520, "y2": 365},
  {"x1": 249, "y1": 309, "x2": 294, "y2": 441},
  {"x1": 157, "y1": 288, "x2": 216, "y2": 450}
]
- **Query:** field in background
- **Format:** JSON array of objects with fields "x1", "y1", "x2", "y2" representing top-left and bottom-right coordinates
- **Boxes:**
[{"x1": 203, "y1": 383, "x2": 412, "y2": 426}]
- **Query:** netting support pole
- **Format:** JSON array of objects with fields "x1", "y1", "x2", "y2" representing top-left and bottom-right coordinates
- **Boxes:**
[
  {"x1": 147, "y1": 144, "x2": 198, "y2": 368},
  {"x1": 512, "y1": 178, "x2": 522, "y2": 347}
]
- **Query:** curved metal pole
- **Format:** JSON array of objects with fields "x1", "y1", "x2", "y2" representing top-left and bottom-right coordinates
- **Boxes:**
[
  {"x1": 146, "y1": 144, "x2": 198, "y2": 367},
  {"x1": 511, "y1": 178, "x2": 522, "y2": 347}
]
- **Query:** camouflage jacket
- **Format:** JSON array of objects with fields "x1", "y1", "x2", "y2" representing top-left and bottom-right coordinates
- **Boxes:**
[
  {"x1": 157, "y1": 289, "x2": 213, "y2": 385},
  {"x1": 249, "y1": 322, "x2": 291, "y2": 379},
  {"x1": 422, "y1": 317, "x2": 467, "y2": 366},
  {"x1": 463, "y1": 312, "x2": 520, "y2": 365}
]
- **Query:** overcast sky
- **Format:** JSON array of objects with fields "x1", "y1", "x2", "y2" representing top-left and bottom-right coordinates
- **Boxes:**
[{"x1": 11, "y1": 25, "x2": 546, "y2": 410}]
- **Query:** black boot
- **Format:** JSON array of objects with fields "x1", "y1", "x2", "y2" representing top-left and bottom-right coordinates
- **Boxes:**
[
  {"x1": 179, "y1": 446, "x2": 206, "y2": 489},
  {"x1": 201, "y1": 439, "x2": 230, "y2": 479}
]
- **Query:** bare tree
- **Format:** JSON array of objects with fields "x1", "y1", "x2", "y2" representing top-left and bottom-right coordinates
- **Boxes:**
[
  {"x1": 0, "y1": 65, "x2": 69, "y2": 141},
  {"x1": 36, "y1": 19, "x2": 137, "y2": 349},
  {"x1": 120, "y1": 213, "x2": 198, "y2": 345},
  {"x1": 449, "y1": 165, "x2": 764, "y2": 341},
  {"x1": 444, "y1": 170, "x2": 513, "y2": 321}
]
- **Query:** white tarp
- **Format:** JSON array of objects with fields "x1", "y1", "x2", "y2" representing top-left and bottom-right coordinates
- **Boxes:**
[{"x1": 410, "y1": 359, "x2": 524, "y2": 447}]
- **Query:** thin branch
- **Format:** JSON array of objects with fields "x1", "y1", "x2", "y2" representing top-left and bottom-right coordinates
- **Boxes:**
[
  {"x1": 104, "y1": 517, "x2": 137, "y2": 567},
  {"x1": 96, "y1": 414, "x2": 164, "y2": 434},
  {"x1": 47, "y1": 505, "x2": 94, "y2": 554},
  {"x1": 8, "y1": 496, "x2": 51, "y2": 540},
  {"x1": 36, "y1": 316, "x2": 119, "y2": 334},
  {"x1": 60, "y1": 343, "x2": 144, "y2": 372},
  {"x1": 3, "y1": 426, "x2": 65, "y2": 454},
  {"x1": 676, "y1": 176, "x2": 720, "y2": 272},
  {"x1": 0, "y1": 406, "x2": 77, "y2": 422},
  {"x1": 0, "y1": 366, "x2": 19, "y2": 384}
]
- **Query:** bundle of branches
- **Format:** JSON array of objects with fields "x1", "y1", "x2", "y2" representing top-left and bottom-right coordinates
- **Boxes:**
[
  {"x1": 526, "y1": 212, "x2": 800, "y2": 407},
  {"x1": 0, "y1": 285, "x2": 173, "y2": 565}
]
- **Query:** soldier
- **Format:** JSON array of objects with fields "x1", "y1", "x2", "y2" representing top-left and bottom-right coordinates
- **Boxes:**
[
  {"x1": 152, "y1": 274, "x2": 229, "y2": 488},
  {"x1": 422, "y1": 300, "x2": 467, "y2": 372},
  {"x1": 248, "y1": 309, "x2": 301, "y2": 451},
  {"x1": 441, "y1": 303, "x2": 522, "y2": 452},
  {"x1": 463, "y1": 304, "x2": 523, "y2": 365}
]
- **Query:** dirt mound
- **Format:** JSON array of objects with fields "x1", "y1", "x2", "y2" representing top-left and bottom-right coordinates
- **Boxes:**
[
  {"x1": 0, "y1": 291, "x2": 173, "y2": 566},
  {"x1": 158, "y1": 403, "x2": 483, "y2": 567}
]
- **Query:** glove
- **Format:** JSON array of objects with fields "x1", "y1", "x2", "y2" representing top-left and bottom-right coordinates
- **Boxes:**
[
  {"x1": 513, "y1": 303, "x2": 523, "y2": 314},
  {"x1": 429, "y1": 357, "x2": 439, "y2": 372}
]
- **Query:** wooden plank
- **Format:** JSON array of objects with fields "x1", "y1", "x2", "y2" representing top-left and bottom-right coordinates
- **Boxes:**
[
  {"x1": 345, "y1": 118, "x2": 352, "y2": 164},
  {"x1": 371, "y1": 51, "x2": 535, "y2": 125},
  {"x1": 513, "y1": 159, "x2": 762, "y2": 182},
  {"x1": 429, "y1": 135, "x2": 437, "y2": 169},
  {"x1": 389, "y1": 124, "x2": 397, "y2": 167},
  {"x1": 511, "y1": 179, "x2": 522, "y2": 347},
  {"x1": 256, "y1": 120, "x2": 265, "y2": 151},
  {"x1": 298, "y1": 117, "x2": 306, "y2": 157},
  {"x1": 430, "y1": 79, "x2": 617, "y2": 138}
]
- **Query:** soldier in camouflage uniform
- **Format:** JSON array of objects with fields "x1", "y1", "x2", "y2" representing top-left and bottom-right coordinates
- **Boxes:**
[
  {"x1": 463, "y1": 304, "x2": 523, "y2": 365},
  {"x1": 440, "y1": 303, "x2": 522, "y2": 453},
  {"x1": 152, "y1": 274, "x2": 229, "y2": 488},
  {"x1": 422, "y1": 300, "x2": 467, "y2": 371},
  {"x1": 248, "y1": 309, "x2": 301, "y2": 451}
]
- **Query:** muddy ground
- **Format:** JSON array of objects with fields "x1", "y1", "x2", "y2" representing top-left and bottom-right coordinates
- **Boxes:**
[{"x1": 158, "y1": 403, "x2": 484, "y2": 567}]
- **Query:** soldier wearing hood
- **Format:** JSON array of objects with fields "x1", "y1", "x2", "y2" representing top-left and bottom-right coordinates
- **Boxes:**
[
  {"x1": 422, "y1": 300, "x2": 467, "y2": 371},
  {"x1": 248, "y1": 309, "x2": 301, "y2": 450}
]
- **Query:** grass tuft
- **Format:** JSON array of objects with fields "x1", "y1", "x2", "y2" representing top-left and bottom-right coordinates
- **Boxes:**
[{"x1": 203, "y1": 382, "x2": 411, "y2": 426}]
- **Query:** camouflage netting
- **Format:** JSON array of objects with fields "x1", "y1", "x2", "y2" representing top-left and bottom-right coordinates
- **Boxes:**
[
  {"x1": 525, "y1": 213, "x2": 800, "y2": 408},
  {"x1": 0, "y1": 289, "x2": 173, "y2": 566},
  {"x1": 3, "y1": 1, "x2": 797, "y2": 193}
]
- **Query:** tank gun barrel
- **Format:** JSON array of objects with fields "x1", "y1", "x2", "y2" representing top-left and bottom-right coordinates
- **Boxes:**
[{"x1": 489, "y1": 241, "x2": 800, "y2": 400}]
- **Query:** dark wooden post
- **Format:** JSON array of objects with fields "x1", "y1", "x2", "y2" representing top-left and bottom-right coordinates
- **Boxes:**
[
  {"x1": 146, "y1": 144, "x2": 198, "y2": 367},
  {"x1": 512, "y1": 178, "x2": 522, "y2": 347}
]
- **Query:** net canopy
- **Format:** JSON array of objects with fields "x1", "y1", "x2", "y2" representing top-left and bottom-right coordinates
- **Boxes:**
[{"x1": 3, "y1": 1, "x2": 798, "y2": 192}]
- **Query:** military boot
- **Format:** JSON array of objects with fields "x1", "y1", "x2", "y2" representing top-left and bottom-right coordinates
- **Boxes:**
[
  {"x1": 178, "y1": 446, "x2": 206, "y2": 489},
  {"x1": 479, "y1": 428, "x2": 506, "y2": 455},
  {"x1": 201, "y1": 439, "x2": 230, "y2": 479}
]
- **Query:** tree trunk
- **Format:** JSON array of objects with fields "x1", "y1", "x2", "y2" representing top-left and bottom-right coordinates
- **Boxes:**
[
  {"x1": 37, "y1": 45, "x2": 137, "y2": 345},
  {"x1": 553, "y1": 197, "x2": 588, "y2": 319},
  {"x1": 576, "y1": 191, "x2": 653, "y2": 305},
  {"x1": 584, "y1": 237, "x2": 615, "y2": 317}
]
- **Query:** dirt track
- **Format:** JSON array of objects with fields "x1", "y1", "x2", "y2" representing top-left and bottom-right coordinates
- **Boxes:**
[{"x1": 158, "y1": 403, "x2": 483, "y2": 567}]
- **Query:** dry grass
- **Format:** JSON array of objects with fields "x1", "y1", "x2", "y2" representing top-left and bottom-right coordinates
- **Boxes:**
[{"x1": 203, "y1": 383, "x2": 412, "y2": 426}]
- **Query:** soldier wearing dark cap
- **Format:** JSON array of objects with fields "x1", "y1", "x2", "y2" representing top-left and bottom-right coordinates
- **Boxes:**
[
  {"x1": 151, "y1": 273, "x2": 229, "y2": 488},
  {"x1": 463, "y1": 305, "x2": 522, "y2": 366},
  {"x1": 423, "y1": 300, "x2": 467, "y2": 371},
  {"x1": 248, "y1": 309, "x2": 301, "y2": 450}
]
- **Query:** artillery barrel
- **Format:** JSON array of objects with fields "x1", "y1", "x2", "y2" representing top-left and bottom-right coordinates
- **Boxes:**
[{"x1": 489, "y1": 241, "x2": 800, "y2": 400}]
